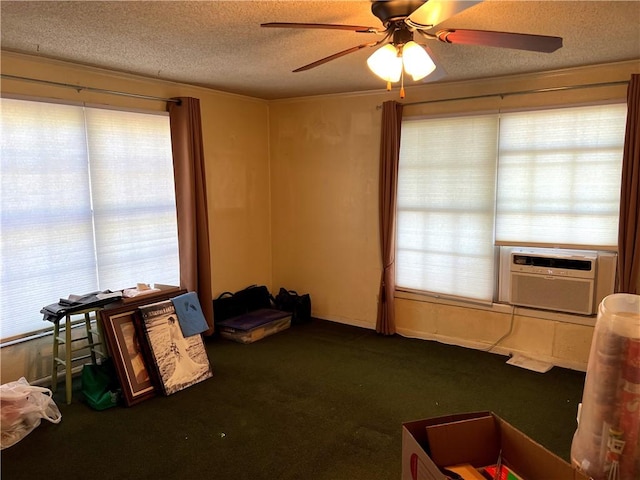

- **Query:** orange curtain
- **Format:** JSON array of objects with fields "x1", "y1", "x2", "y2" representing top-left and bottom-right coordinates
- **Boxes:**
[
  {"x1": 167, "y1": 97, "x2": 214, "y2": 334},
  {"x1": 617, "y1": 74, "x2": 640, "y2": 294},
  {"x1": 376, "y1": 101, "x2": 404, "y2": 335}
]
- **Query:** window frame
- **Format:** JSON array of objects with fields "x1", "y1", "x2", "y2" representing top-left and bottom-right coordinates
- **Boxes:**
[
  {"x1": 395, "y1": 101, "x2": 626, "y2": 304},
  {"x1": 0, "y1": 95, "x2": 180, "y2": 343}
]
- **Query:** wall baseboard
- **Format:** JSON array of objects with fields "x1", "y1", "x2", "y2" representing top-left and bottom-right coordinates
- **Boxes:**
[
  {"x1": 317, "y1": 315, "x2": 374, "y2": 331},
  {"x1": 31, "y1": 365, "x2": 84, "y2": 388},
  {"x1": 395, "y1": 327, "x2": 588, "y2": 373}
]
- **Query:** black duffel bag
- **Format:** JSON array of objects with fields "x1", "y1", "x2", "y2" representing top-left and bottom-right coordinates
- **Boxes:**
[
  {"x1": 274, "y1": 288, "x2": 311, "y2": 324},
  {"x1": 213, "y1": 291, "x2": 240, "y2": 323},
  {"x1": 213, "y1": 285, "x2": 273, "y2": 324},
  {"x1": 236, "y1": 285, "x2": 272, "y2": 312}
]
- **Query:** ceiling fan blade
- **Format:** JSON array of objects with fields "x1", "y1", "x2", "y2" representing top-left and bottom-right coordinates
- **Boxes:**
[
  {"x1": 261, "y1": 22, "x2": 380, "y2": 33},
  {"x1": 293, "y1": 42, "x2": 379, "y2": 72},
  {"x1": 406, "y1": 0, "x2": 483, "y2": 29},
  {"x1": 436, "y1": 29, "x2": 562, "y2": 53}
]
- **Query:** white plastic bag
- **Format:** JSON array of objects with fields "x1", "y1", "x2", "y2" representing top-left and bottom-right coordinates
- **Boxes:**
[{"x1": 0, "y1": 377, "x2": 62, "y2": 449}]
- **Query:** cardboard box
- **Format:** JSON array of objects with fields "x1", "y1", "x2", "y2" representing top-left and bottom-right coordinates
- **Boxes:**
[{"x1": 401, "y1": 411, "x2": 589, "y2": 480}]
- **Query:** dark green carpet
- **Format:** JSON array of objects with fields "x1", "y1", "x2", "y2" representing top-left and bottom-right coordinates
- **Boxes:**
[{"x1": 1, "y1": 319, "x2": 586, "y2": 480}]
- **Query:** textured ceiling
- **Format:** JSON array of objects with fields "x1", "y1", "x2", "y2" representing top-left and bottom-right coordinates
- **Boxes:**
[{"x1": 1, "y1": 0, "x2": 639, "y2": 100}]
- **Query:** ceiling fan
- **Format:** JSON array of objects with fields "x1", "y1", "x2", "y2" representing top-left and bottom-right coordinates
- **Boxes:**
[{"x1": 261, "y1": 0, "x2": 562, "y2": 97}]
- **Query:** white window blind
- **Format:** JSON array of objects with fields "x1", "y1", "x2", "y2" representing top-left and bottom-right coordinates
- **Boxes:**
[
  {"x1": 495, "y1": 104, "x2": 627, "y2": 248},
  {"x1": 397, "y1": 114, "x2": 499, "y2": 302},
  {"x1": 85, "y1": 108, "x2": 179, "y2": 288},
  {"x1": 1, "y1": 98, "x2": 179, "y2": 342}
]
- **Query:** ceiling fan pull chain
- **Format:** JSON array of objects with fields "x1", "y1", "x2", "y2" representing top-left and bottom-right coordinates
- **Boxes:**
[{"x1": 400, "y1": 69, "x2": 405, "y2": 99}]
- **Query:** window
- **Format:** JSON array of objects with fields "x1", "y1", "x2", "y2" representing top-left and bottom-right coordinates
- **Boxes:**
[
  {"x1": 496, "y1": 105, "x2": 627, "y2": 248},
  {"x1": 396, "y1": 103, "x2": 627, "y2": 302},
  {"x1": 1, "y1": 98, "x2": 179, "y2": 342},
  {"x1": 397, "y1": 114, "x2": 499, "y2": 302}
]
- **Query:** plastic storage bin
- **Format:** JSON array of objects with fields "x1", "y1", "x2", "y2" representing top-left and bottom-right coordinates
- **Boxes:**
[{"x1": 571, "y1": 293, "x2": 640, "y2": 480}]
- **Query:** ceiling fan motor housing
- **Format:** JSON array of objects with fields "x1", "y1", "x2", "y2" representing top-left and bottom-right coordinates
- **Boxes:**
[
  {"x1": 393, "y1": 25, "x2": 414, "y2": 46},
  {"x1": 371, "y1": 0, "x2": 427, "y2": 25}
]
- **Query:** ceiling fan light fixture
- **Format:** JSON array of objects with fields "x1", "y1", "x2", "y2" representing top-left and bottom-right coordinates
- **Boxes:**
[
  {"x1": 402, "y1": 41, "x2": 436, "y2": 81},
  {"x1": 366, "y1": 44, "x2": 402, "y2": 82},
  {"x1": 367, "y1": 41, "x2": 435, "y2": 86}
]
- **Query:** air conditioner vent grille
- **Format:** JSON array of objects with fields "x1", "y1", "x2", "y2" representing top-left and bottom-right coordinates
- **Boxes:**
[
  {"x1": 510, "y1": 272, "x2": 594, "y2": 315},
  {"x1": 513, "y1": 254, "x2": 593, "y2": 271}
]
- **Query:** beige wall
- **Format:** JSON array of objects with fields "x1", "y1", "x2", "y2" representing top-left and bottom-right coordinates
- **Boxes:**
[
  {"x1": 269, "y1": 93, "x2": 390, "y2": 327},
  {"x1": 1, "y1": 51, "x2": 638, "y2": 384}
]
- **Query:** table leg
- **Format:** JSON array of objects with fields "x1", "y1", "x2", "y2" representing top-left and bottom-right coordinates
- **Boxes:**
[{"x1": 65, "y1": 314, "x2": 72, "y2": 405}]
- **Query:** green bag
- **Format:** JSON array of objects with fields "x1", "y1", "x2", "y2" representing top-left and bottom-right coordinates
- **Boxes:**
[{"x1": 81, "y1": 359, "x2": 121, "y2": 410}]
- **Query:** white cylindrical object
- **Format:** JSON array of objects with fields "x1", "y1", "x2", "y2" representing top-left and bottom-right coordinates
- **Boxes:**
[{"x1": 571, "y1": 293, "x2": 640, "y2": 480}]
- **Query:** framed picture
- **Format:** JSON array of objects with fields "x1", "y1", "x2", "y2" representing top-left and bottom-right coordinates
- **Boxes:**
[
  {"x1": 139, "y1": 300, "x2": 213, "y2": 396},
  {"x1": 101, "y1": 304, "x2": 157, "y2": 406}
]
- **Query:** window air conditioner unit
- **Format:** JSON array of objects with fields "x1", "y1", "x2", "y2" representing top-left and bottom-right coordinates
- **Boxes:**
[{"x1": 504, "y1": 248, "x2": 617, "y2": 315}]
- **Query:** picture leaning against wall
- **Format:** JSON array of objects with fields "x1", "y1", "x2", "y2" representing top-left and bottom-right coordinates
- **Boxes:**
[{"x1": 139, "y1": 300, "x2": 213, "y2": 396}]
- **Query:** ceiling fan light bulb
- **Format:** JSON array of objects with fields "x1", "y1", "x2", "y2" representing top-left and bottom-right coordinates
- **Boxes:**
[
  {"x1": 402, "y1": 41, "x2": 436, "y2": 81},
  {"x1": 367, "y1": 44, "x2": 402, "y2": 82}
]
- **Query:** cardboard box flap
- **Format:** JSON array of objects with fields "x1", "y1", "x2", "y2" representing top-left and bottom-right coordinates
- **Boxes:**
[
  {"x1": 497, "y1": 417, "x2": 587, "y2": 480},
  {"x1": 404, "y1": 412, "x2": 495, "y2": 458},
  {"x1": 425, "y1": 414, "x2": 499, "y2": 468}
]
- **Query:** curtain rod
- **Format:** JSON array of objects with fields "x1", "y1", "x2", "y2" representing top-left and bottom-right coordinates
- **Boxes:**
[
  {"x1": 400, "y1": 80, "x2": 630, "y2": 107},
  {"x1": 2, "y1": 73, "x2": 628, "y2": 106},
  {"x1": 0, "y1": 73, "x2": 180, "y2": 103}
]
